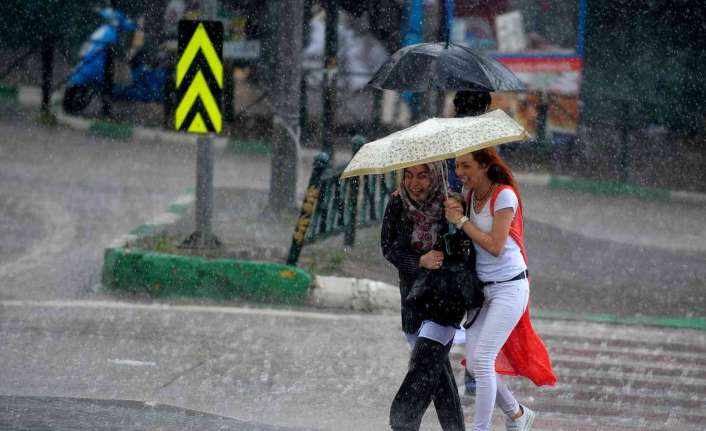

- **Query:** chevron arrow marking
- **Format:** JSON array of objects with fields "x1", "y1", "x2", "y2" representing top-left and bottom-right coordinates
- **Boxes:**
[
  {"x1": 176, "y1": 23, "x2": 223, "y2": 89},
  {"x1": 188, "y1": 112, "x2": 208, "y2": 134},
  {"x1": 175, "y1": 70, "x2": 222, "y2": 133}
]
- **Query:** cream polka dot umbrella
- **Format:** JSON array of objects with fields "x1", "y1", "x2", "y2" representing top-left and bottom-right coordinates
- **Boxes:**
[{"x1": 340, "y1": 109, "x2": 530, "y2": 180}]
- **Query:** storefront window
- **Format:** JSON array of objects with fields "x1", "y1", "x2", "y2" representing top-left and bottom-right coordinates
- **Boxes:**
[{"x1": 451, "y1": 0, "x2": 579, "y2": 53}]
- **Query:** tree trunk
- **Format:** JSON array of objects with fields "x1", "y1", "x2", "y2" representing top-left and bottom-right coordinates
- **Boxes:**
[{"x1": 267, "y1": 0, "x2": 304, "y2": 213}]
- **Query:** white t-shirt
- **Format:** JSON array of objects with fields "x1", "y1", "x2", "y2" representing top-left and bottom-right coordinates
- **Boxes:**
[{"x1": 469, "y1": 188, "x2": 527, "y2": 282}]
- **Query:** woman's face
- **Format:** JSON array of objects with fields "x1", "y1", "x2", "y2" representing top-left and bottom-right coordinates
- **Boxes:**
[
  {"x1": 455, "y1": 154, "x2": 487, "y2": 190},
  {"x1": 403, "y1": 164, "x2": 432, "y2": 202}
]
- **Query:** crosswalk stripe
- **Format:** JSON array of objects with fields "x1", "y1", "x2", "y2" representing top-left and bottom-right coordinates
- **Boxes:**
[
  {"x1": 534, "y1": 320, "x2": 706, "y2": 346},
  {"x1": 510, "y1": 387, "x2": 704, "y2": 409},
  {"x1": 450, "y1": 322, "x2": 705, "y2": 430},
  {"x1": 550, "y1": 354, "x2": 706, "y2": 375},
  {"x1": 543, "y1": 334, "x2": 706, "y2": 355},
  {"x1": 547, "y1": 342, "x2": 706, "y2": 361}
]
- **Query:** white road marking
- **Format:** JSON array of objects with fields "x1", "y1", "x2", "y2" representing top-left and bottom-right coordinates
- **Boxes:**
[{"x1": 108, "y1": 359, "x2": 157, "y2": 367}]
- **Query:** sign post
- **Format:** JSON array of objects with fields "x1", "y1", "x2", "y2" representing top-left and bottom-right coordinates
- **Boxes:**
[{"x1": 176, "y1": 18, "x2": 224, "y2": 248}]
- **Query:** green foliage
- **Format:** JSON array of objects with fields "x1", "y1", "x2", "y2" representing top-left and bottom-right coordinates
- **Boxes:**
[
  {"x1": 0, "y1": 0, "x2": 161, "y2": 59},
  {"x1": 0, "y1": 0, "x2": 100, "y2": 51}
]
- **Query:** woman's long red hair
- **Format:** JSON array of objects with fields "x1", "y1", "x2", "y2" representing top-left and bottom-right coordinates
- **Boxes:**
[{"x1": 472, "y1": 147, "x2": 521, "y2": 201}]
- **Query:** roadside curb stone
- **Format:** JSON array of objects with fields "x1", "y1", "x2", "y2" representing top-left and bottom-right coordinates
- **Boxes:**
[
  {"x1": 311, "y1": 276, "x2": 399, "y2": 312},
  {"x1": 101, "y1": 189, "x2": 312, "y2": 304}
]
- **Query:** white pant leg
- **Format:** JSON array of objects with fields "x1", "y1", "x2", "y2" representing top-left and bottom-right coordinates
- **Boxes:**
[
  {"x1": 464, "y1": 279, "x2": 529, "y2": 431},
  {"x1": 405, "y1": 320, "x2": 457, "y2": 348}
]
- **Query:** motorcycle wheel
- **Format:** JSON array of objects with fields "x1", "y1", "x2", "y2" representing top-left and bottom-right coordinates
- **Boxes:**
[{"x1": 62, "y1": 85, "x2": 95, "y2": 114}]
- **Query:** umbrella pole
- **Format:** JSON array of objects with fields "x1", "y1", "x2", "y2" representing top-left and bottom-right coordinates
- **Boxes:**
[
  {"x1": 441, "y1": 162, "x2": 456, "y2": 234},
  {"x1": 441, "y1": 162, "x2": 450, "y2": 199}
]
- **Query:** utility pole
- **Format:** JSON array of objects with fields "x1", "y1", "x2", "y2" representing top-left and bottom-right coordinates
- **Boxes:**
[{"x1": 267, "y1": 0, "x2": 304, "y2": 213}]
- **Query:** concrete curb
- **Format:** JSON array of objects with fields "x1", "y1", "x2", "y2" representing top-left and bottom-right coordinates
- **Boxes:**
[
  {"x1": 311, "y1": 275, "x2": 400, "y2": 312},
  {"x1": 101, "y1": 189, "x2": 312, "y2": 304}
]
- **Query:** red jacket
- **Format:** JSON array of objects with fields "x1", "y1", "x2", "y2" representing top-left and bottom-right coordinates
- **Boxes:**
[{"x1": 481, "y1": 184, "x2": 556, "y2": 386}]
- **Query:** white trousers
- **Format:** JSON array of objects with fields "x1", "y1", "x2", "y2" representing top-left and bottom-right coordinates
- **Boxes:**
[{"x1": 465, "y1": 279, "x2": 530, "y2": 431}]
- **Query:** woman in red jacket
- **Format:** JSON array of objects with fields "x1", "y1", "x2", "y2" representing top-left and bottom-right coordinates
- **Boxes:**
[{"x1": 444, "y1": 147, "x2": 555, "y2": 431}]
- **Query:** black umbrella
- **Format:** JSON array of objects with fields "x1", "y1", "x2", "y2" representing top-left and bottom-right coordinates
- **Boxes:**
[{"x1": 368, "y1": 42, "x2": 524, "y2": 92}]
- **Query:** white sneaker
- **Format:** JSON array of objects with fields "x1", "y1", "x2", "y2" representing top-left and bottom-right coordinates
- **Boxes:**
[{"x1": 505, "y1": 405, "x2": 536, "y2": 431}]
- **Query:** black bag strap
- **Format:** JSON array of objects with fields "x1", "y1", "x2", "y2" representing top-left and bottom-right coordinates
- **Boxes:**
[{"x1": 463, "y1": 307, "x2": 482, "y2": 329}]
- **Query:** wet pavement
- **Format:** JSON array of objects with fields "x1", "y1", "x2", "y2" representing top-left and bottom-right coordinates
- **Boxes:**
[
  {"x1": 0, "y1": 396, "x2": 308, "y2": 431},
  {"x1": 1, "y1": 300, "x2": 704, "y2": 431},
  {"x1": 1, "y1": 104, "x2": 705, "y2": 429}
]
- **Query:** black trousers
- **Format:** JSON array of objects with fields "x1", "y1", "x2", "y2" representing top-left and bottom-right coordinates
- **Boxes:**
[{"x1": 389, "y1": 337, "x2": 465, "y2": 431}]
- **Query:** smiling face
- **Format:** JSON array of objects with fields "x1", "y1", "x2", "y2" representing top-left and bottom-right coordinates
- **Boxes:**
[
  {"x1": 403, "y1": 164, "x2": 432, "y2": 202},
  {"x1": 455, "y1": 153, "x2": 488, "y2": 190}
]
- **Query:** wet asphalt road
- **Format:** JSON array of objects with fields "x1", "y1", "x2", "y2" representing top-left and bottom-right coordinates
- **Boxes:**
[
  {"x1": 2, "y1": 106, "x2": 705, "y2": 317},
  {"x1": 1, "y1": 107, "x2": 705, "y2": 430},
  {"x1": 1, "y1": 300, "x2": 704, "y2": 431},
  {"x1": 0, "y1": 108, "x2": 193, "y2": 300}
]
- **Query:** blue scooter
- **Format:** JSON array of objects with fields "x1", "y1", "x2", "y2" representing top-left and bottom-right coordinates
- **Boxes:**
[{"x1": 63, "y1": 8, "x2": 167, "y2": 114}]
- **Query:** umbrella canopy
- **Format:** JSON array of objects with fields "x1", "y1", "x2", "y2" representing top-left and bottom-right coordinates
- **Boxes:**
[
  {"x1": 340, "y1": 109, "x2": 529, "y2": 179},
  {"x1": 368, "y1": 42, "x2": 524, "y2": 92}
]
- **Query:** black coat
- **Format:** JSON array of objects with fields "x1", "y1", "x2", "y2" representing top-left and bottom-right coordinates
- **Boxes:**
[{"x1": 381, "y1": 194, "x2": 449, "y2": 334}]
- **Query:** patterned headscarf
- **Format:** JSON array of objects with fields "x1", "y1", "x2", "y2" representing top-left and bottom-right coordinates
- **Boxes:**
[{"x1": 399, "y1": 161, "x2": 448, "y2": 253}]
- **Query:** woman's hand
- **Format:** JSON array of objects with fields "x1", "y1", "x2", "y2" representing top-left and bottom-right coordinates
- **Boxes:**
[
  {"x1": 420, "y1": 250, "x2": 444, "y2": 270},
  {"x1": 444, "y1": 198, "x2": 464, "y2": 224}
]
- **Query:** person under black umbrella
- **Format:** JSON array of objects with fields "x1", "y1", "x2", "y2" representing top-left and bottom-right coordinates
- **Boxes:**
[{"x1": 447, "y1": 91, "x2": 493, "y2": 193}]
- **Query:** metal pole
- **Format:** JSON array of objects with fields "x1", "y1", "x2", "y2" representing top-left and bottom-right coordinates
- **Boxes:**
[
  {"x1": 101, "y1": 0, "x2": 117, "y2": 117},
  {"x1": 321, "y1": 0, "x2": 338, "y2": 157},
  {"x1": 101, "y1": 44, "x2": 113, "y2": 118},
  {"x1": 619, "y1": 100, "x2": 630, "y2": 184},
  {"x1": 200, "y1": 0, "x2": 217, "y2": 247},
  {"x1": 190, "y1": 0, "x2": 219, "y2": 248},
  {"x1": 344, "y1": 135, "x2": 365, "y2": 247},
  {"x1": 536, "y1": 91, "x2": 549, "y2": 155},
  {"x1": 224, "y1": 63, "x2": 234, "y2": 125},
  {"x1": 40, "y1": 36, "x2": 54, "y2": 116},
  {"x1": 195, "y1": 135, "x2": 215, "y2": 246},
  {"x1": 372, "y1": 89, "x2": 382, "y2": 139}
]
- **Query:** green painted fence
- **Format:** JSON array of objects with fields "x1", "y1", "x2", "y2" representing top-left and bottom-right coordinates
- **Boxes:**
[{"x1": 287, "y1": 136, "x2": 397, "y2": 265}]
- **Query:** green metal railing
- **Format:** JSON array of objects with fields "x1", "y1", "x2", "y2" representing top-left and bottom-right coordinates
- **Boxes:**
[{"x1": 287, "y1": 135, "x2": 397, "y2": 266}]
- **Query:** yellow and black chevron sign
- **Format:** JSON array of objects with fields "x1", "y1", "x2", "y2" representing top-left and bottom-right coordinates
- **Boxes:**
[{"x1": 176, "y1": 20, "x2": 223, "y2": 134}]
